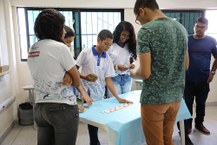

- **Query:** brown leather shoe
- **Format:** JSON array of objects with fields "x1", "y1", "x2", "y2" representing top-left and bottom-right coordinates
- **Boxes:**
[{"x1": 195, "y1": 124, "x2": 210, "y2": 135}]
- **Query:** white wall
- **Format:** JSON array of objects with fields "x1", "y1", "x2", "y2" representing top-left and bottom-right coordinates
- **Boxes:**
[
  {"x1": 9, "y1": 0, "x2": 217, "y2": 9},
  {"x1": 0, "y1": 0, "x2": 18, "y2": 142}
]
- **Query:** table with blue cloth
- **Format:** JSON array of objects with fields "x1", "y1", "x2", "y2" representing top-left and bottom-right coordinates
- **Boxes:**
[{"x1": 79, "y1": 90, "x2": 191, "y2": 145}]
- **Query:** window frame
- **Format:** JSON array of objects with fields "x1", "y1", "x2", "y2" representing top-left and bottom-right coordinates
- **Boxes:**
[
  {"x1": 17, "y1": 7, "x2": 124, "y2": 61},
  {"x1": 162, "y1": 9, "x2": 205, "y2": 34}
]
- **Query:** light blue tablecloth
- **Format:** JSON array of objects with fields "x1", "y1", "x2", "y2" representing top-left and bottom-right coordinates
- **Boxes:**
[{"x1": 79, "y1": 90, "x2": 191, "y2": 145}]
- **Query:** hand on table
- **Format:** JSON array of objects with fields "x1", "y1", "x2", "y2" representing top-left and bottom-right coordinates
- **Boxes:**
[
  {"x1": 78, "y1": 105, "x2": 85, "y2": 112},
  {"x1": 117, "y1": 97, "x2": 133, "y2": 104},
  {"x1": 82, "y1": 94, "x2": 93, "y2": 107}
]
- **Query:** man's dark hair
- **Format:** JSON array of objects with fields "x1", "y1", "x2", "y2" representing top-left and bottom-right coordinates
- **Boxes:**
[
  {"x1": 196, "y1": 16, "x2": 208, "y2": 26},
  {"x1": 98, "y1": 29, "x2": 113, "y2": 40},
  {"x1": 134, "y1": 0, "x2": 159, "y2": 15},
  {"x1": 34, "y1": 9, "x2": 65, "y2": 42},
  {"x1": 64, "y1": 25, "x2": 75, "y2": 38}
]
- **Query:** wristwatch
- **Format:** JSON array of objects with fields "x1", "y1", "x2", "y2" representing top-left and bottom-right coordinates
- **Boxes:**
[{"x1": 211, "y1": 71, "x2": 215, "y2": 75}]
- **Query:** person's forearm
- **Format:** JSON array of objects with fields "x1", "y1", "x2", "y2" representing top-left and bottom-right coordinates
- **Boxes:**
[
  {"x1": 105, "y1": 78, "x2": 121, "y2": 100},
  {"x1": 130, "y1": 53, "x2": 151, "y2": 79},
  {"x1": 130, "y1": 68, "x2": 147, "y2": 80},
  {"x1": 76, "y1": 65, "x2": 86, "y2": 80},
  {"x1": 211, "y1": 59, "x2": 217, "y2": 72},
  {"x1": 185, "y1": 51, "x2": 189, "y2": 70},
  {"x1": 67, "y1": 67, "x2": 81, "y2": 87},
  {"x1": 131, "y1": 70, "x2": 142, "y2": 79},
  {"x1": 76, "y1": 85, "x2": 85, "y2": 95},
  {"x1": 109, "y1": 86, "x2": 120, "y2": 100},
  {"x1": 80, "y1": 74, "x2": 86, "y2": 80},
  {"x1": 76, "y1": 85, "x2": 92, "y2": 106}
]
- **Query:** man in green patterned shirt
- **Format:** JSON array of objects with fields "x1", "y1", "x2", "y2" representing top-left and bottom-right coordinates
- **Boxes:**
[{"x1": 131, "y1": 0, "x2": 189, "y2": 145}]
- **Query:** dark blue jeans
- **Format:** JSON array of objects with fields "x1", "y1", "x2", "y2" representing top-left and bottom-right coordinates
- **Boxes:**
[
  {"x1": 34, "y1": 103, "x2": 79, "y2": 145},
  {"x1": 184, "y1": 80, "x2": 210, "y2": 126}
]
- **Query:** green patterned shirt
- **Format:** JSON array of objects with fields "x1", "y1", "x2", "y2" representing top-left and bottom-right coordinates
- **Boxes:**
[{"x1": 137, "y1": 17, "x2": 188, "y2": 104}]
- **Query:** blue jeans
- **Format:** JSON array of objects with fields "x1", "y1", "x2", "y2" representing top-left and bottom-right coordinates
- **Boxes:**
[
  {"x1": 107, "y1": 74, "x2": 132, "y2": 98},
  {"x1": 34, "y1": 103, "x2": 79, "y2": 145}
]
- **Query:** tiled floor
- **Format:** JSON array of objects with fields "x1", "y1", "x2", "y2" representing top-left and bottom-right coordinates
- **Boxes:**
[
  {"x1": 2, "y1": 106, "x2": 217, "y2": 145},
  {"x1": 173, "y1": 105, "x2": 217, "y2": 145}
]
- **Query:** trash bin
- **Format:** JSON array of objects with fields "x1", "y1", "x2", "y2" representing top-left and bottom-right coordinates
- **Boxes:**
[{"x1": 18, "y1": 102, "x2": 33, "y2": 125}]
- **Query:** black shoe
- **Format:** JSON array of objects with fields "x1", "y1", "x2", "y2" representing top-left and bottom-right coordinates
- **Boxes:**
[
  {"x1": 178, "y1": 132, "x2": 194, "y2": 145},
  {"x1": 185, "y1": 135, "x2": 194, "y2": 145},
  {"x1": 195, "y1": 124, "x2": 210, "y2": 135},
  {"x1": 178, "y1": 127, "x2": 192, "y2": 136},
  {"x1": 90, "y1": 142, "x2": 100, "y2": 145},
  {"x1": 188, "y1": 123, "x2": 192, "y2": 134},
  {"x1": 187, "y1": 126, "x2": 192, "y2": 134}
]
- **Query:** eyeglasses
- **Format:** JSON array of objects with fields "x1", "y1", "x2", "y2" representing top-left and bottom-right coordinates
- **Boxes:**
[{"x1": 135, "y1": 12, "x2": 141, "y2": 25}]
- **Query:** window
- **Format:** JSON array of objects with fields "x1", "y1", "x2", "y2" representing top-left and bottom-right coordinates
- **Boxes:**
[
  {"x1": 162, "y1": 10, "x2": 217, "y2": 40},
  {"x1": 17, "y1": 8, "x2": 123, "y2": 61},
  {"x1": 80, "y1": 11, "x2": 121, "y2": 49},
  {"x1": 162, "y1": 10, "x2": 205, "y2": 34},
  {"x1": 205, "y1": 10, "x2": 217, "y2": 40}
]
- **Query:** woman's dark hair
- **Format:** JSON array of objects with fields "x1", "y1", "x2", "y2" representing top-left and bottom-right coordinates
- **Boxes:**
[
  {"x1": 113, "y1": 21, "x2": 137, "y2": 59},
  {"x1": 134, "y1": 0, "x2": 159, "y2": 16},
  {"x1": 34, "y1": 9, "x2": 65, "y2": 42},
  {"x1": 64, "y1": 25, "x2": 75, "y2": 38},
  {"x1": 98, "y1": 29, "x2": 113, "y2": 40}
]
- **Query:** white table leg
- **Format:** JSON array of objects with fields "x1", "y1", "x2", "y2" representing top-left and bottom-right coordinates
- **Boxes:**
[
  {"x1": 179, "y1": 120, "x2": 185, "y2": 145},
  {"x1": 22, "y1": 85, "x2": 36, "y2": 129}
]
